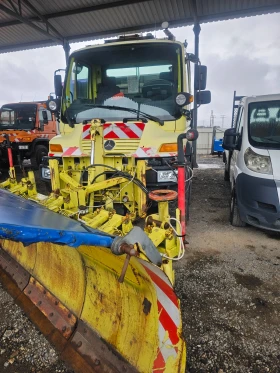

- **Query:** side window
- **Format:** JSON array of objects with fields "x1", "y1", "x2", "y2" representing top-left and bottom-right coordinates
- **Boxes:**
[
  {"x1": 39, "y1": 109, "x2": 52, "y2": 121},
  {"x1": 235, "y1": 106, "x2": 244, "y2": 134},
  {"x1": 69, "y1": 62, "x2": 90, "y2": 102}
]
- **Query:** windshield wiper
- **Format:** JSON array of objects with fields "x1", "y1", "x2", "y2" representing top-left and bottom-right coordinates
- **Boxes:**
[
  {"x1": 83, "y1": 104, "x2": 164, "y2": 126},
  {"x1": 261, "y1": 136, "x2": 280, "y2": 144}
]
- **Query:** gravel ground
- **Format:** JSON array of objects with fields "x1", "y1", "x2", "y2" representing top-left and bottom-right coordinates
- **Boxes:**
[{"x1": 0, "y1": 156, "x2": 280, "y2": 372}]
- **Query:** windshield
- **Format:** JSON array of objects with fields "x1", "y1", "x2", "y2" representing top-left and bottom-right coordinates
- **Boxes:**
[
  {"x1": 248, "y1": 100, "x2": 280, "y2": 149},
  {"x1": 0, "y1": 104, "x2": 37, "y2": 130},
  {"x1": 63, "y1": 42, "x2": 183, "y2": 123}
]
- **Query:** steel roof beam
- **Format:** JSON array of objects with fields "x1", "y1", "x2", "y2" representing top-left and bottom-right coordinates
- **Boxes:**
[
  {"x1": 0, "y1": 0, "x2": 151, "y2": 28},
  {"x1": 21, "y1": 0, "x2": 64, "y2": 40},
  {"x1": 0, "y1": 3, "x2": 63, "y2": 44}
]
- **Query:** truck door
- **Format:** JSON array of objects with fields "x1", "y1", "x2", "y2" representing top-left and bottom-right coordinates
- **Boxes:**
[{"x1": 230, "y1": 105, "x2": 244, "y2": 188}]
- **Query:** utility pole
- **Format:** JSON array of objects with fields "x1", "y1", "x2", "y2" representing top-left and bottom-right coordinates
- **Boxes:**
[
  {"x1": 220, "y1": 115, "x2": 226, "y2": 128},
  {"x1": 210, "y1": 110, "x2": 216, "y2": 127}
]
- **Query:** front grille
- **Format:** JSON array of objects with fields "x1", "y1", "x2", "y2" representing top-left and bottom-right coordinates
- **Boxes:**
[
  {"x1": 81, "y1": 140, "x2": 92, "y2": 155},
  {"x1": 82, "y1": 139, "x2": 140, "y2": 155},
  {"x1": 105, "y1": 139, "x2": 140, "y2": 155},
  {"x1": 257, "y1": 201, "x2": 277, "y2": 213}
]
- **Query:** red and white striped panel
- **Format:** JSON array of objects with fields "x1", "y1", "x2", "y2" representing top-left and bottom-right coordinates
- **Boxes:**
[
  {"x1": 103, "y1": 122, "x2": 145, "y2": 139},
  {"x1": 82, "y1": 124, "x2": 91, "y2": 140},
  {"x1": 62, "y1": 147, "x2": 88, "y2": 157},
  {"x1": 132, "y1": 147, "x2": 177, "y2": 158},
  {"x1": 141, "y1": 261, "x2": 181, "y2": 372}
]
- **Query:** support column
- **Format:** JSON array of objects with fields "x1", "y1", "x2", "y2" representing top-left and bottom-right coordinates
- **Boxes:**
[
  {"x1": 63, "y1": 41, "x2": 70, "y2": 63},
  {"x1": 192, "y1": 22, "x2": 201, "y2": 168}
]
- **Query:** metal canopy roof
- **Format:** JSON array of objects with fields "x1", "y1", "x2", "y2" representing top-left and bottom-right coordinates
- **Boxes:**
[{"x1": 0, "y1": 0, "x2": 280, "y2": 54}]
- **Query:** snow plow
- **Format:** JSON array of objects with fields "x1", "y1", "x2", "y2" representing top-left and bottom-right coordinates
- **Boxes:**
[{"x1": 0, "y1": 31, "x2": 210, "y2": 372}]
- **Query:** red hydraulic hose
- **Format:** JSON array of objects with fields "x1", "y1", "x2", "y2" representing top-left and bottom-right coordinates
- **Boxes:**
[
  {"x1": 177, "y1": 133, "x2": 187, "y2": 241},
  {"x1": 177, "y1": 166, "x2": 186, "y2": 239},
  {"x1": 7, "y1": 147, "x2": 14, "y2": 168}
]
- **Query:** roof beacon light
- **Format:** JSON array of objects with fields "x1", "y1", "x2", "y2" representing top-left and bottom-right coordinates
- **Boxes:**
[{"x1": 161, "y1": 21, "x2": 175, "y2": 41}]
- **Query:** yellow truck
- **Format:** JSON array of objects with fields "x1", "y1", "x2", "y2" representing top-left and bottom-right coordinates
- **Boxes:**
[
  {"x1": 0, "y1": 31, "x2": 210, "y2": 373},
  {"x1": 41, "y1": 34, "x2": 194, "y2": 189}
]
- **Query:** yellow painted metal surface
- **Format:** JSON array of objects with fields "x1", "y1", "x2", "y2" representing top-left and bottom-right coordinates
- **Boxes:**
[{"x1": 0, "y1": 239, "x2": 186, "y2": 372}]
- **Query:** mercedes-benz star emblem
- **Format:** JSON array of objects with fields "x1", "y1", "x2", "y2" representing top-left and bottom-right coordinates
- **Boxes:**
[{"x1": 104, "y1": 140, "x2": 115, "y2": 150}]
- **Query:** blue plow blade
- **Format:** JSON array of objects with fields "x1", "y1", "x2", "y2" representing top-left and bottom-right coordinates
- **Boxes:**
[{"x1": 0, "y1": 189, "x2": 114, "y2": 248}]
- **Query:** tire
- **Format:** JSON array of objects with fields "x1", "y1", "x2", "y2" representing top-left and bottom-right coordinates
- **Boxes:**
[
  {"x1": 31, "y1": 145, "x2": 48, "y2": 170},
  {"x1": 230, "y1": 188, "x2": 246, "y2": 227}
]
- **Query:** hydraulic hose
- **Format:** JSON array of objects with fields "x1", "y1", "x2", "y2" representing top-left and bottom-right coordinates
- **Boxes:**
[{"x1": 80, "y1": 164, "x2": 148, "y2": 194}]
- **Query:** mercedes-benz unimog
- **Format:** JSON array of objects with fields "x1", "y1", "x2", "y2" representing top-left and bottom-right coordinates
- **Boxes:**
[
  {"x1": 0, "y1": 31, "x2": 210, "y2": 373},
  {"x1": 0, "y1": 101, "x2": 57, "y2": 169}
]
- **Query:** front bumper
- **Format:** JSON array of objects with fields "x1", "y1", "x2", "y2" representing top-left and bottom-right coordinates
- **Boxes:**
[
  {"x1": 40, "y1": 156, "x2": 178, "y2": 189},
  {"x1": 236, "y1": 173, "x2": 280, "y2": 231}
]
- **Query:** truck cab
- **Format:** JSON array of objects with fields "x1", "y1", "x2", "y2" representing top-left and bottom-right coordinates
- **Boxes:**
[
  {"x1": 223, "y1": 93, "x2": 280, "y2": 231},
  {"x1": 42, "y1": 35, "x2": 196, "y2": 189},
  {"x1": 0, "y1": 101, "x2": 57, "y2": 168}
]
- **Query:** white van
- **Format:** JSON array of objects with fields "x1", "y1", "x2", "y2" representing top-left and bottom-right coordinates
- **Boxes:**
[{"x1": 223, "y1": 93, "x2": 280, "y2": 231}]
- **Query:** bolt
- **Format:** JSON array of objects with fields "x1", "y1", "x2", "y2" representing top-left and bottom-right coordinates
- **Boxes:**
[
  {"x1": 77, "y1": 341, "x2": 82, "y2": 348},
  {"x1": 49, "y1": 312, "x2": 54, "y2": 317},
  {"x1": 38, "y1": 301, "x2": 42, "y2": 306},
  {"x1": 94, "y1": 359, "x2": 100, "y2": 366},
  {"x1": 62, "y1": 326, "x2": 66, "y2": 332},
  {"x1": 68, "y1": 313, "x2": 71, "y2": 318}
]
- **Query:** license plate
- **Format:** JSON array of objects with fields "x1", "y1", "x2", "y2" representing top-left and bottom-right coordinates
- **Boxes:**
[{"x1": 18, "y1": 145, "x2": 29, "y2": 150}]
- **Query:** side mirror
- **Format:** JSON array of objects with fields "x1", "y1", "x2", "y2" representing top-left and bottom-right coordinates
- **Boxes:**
[
  {"x1": 42, "y1": 110, "x2": 48, "y2": 124},
  {"x1": 197, "y1": 90, "x2": 211, "y2": 105},
  {"x1": 54, "y1": 75, "x2": 63, "y2": 97},
  {"x1": 195, "y1": 65, "x2": 207, "y2": 90},
  {"x1": 222, "y1": 128, "x2": 238, "y2": 150}
]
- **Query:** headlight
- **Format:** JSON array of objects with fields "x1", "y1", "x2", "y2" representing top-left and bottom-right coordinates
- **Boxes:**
[
  {"x1": 175, "y1": 92, "x2": 193, "y2": 107},
  {"x1": 176, "y1": 93, "x2": 188, "y2": 106},
  {"x1": 48, "y1": 100, "x2": 57, "y2": 111},
  {"x1": 157, "y1": 170, "x2": 177, "y2": 183},
  {"x1": 244, "y1": 147, "x2": 272, "y2": 175},
  {"x1": 41, "y1": 167, "x2": 51, "y2": 179}
]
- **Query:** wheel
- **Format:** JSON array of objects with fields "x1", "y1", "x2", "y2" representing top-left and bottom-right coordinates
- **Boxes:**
[
  {"x1": 31, "y1": 145, "x2": 48, "y2": 170},
  {"x1": 230, "y1": 188, "x2": 246, "y2": 227}
]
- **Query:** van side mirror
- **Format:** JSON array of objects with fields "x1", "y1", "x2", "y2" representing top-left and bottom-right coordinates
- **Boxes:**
[
  {"x1": 197, "y1": 90, "x2": 211, "y2": 105},
  {"x1": 195, "y1": 65, "x2": 207, "y2": 90},
  {"x1": 222, "y1": 128, "x2": 238, "y2": 150},
  {"x1": 54, "y1": 75, "x2": 63, "y2": 97}
]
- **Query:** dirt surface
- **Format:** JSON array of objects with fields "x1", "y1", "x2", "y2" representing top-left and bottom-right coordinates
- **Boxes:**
[{"x1": 0, "y1": 156, "x2": 280, "y2": 372}]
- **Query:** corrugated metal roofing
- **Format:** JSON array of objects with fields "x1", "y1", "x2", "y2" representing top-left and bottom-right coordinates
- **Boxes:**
[{"x1": 0, "y1": 0, "x2": 280, "y2": 53}]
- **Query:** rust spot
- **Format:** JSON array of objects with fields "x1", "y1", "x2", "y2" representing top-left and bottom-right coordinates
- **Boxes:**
[{"x1": 142, "y1": 298, "x2": 152, "y2": 315}]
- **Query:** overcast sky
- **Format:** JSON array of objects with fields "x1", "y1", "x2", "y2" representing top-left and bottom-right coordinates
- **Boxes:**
[{"x1": 0, "y1": 12, "x2": 279, "y2": 128}]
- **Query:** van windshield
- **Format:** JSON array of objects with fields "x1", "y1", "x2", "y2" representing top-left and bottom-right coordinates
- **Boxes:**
[
  {"x1": 63, "y1": 42, "x2": 183, "y2": 124},
  {"x1": 0, "y1": 104, "x2": 37, "y2": 130},
  {"x1": 248, "y1": 100, "x2": 280, "y2": 149}
]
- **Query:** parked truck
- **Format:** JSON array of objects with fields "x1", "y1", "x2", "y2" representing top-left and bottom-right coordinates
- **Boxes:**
[
  {"x1": 0, "y1": 31, "x2": 210, "y2": 373},
  {"x1": 223, "y1": 92, "x2": 280, "y2": 231},
  {"x1": 0, "y1": 101, "x2": 57, "y2": 169}
]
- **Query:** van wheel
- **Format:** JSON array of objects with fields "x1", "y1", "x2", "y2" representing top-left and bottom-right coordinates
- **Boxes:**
[
  {"x1": 230, "y1": 188, "x2": 246, "y2": 227},
  {"x1": 31, "y1": 145, "x2": 48, "y2": 170}
]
